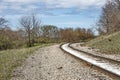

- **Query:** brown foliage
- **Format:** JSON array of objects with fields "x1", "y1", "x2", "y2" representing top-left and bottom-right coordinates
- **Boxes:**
[
  {"x1": 0, "y1": 27, "x2": 24, "y2": 50},
  {"x1": 60, "y1": 28, "x2": 95, "y2": 42}
]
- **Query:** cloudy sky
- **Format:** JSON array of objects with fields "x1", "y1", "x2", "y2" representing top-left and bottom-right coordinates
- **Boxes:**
[{"x1": 0, "y1": 0, "x2": 107, "y2": 29}]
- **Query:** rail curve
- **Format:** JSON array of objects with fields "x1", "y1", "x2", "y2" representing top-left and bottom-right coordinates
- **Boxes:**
[{"x1": 60, "y1": 43, "x2": 120, "y2": 78}]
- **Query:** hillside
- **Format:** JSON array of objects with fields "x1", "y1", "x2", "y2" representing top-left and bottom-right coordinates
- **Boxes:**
[{"x1": 86, "y1": 31, "x2": 120, "y2": 54}]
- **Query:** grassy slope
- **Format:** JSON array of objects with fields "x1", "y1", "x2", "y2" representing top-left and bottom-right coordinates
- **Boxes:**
[
  {"x1": 86, "y1": 31, "x2": 120, "y2": 54},
  {"x1": 0, "y1": 43, "x2": 53, "y2": 80}
]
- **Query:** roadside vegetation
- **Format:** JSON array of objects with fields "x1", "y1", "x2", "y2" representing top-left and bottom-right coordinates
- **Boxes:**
[
  {"x1": 86, "y1": 0, "x2": 120, "y2": 54},
  {"x1": 0, "y1": 43, "x2": 53, "y2": 80},
  {"x1": 0, "y1": 15, "x2": 95, "y2": 50}
]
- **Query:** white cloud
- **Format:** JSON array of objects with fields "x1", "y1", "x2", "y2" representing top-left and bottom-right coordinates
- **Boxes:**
[
  {"x1": 0, "y1": 5, "x2": 7, "y2": 10},
  {"x1": 11, "y1": 5, "x2": 38, "y2": 12},
  {"x1": 0, "y1": 1, "x2": 38, "y2": 13},
  {"x1": 41, "y1": 0, "x2": 107, "y2": 9},
  {"x1": 3, "y1": 0, "x2": 38, "y2": 3},
  {"x1": 3, "y1": 0, "x2": 107, "y2": 8},
  {"x1": 0, "y1": 0, "x2": 107, "y2": 15}
]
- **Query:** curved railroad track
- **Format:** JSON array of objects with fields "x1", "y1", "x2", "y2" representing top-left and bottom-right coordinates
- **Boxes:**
[
  {"x1": 69, "y1": 43, "x2": 120, "y2": 63},
  {"x1": 60, "y1": 43, "x2": 120, "y2": 79}
]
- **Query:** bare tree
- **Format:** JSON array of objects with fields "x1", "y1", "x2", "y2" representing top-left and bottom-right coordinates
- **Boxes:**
[
  {"x1": 31, "y1": 14, "x2": 41, "y2": 45},
  {"x1": 0, "y1": 17, "x2": 8, "y2": 29},
  {"x1": 19, "y1": 14, "x2": 41, "y2": 47},
  {"x1": 98, "y1": 0, "x2": 120, "y2": 35},
  {"x1": 20, "y1": 16, "x2": 31, "y2": 47}
]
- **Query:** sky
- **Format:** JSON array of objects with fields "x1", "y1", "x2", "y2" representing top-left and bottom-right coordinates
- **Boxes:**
[{"x1": 0, "y1": 0, "x2": 107, "y2": 30}]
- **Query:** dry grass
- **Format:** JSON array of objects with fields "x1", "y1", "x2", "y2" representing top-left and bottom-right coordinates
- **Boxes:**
[
  {"x1": 86, "y1": 31, "x2": 120, "y2": 54},
  {"x1": 0, "y1": 43, "x2": 53, "y2": 80}
]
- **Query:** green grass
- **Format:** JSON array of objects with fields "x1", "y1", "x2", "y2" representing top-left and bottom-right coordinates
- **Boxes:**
[
  {"x1": 0, "y1": 43, "x2": 53, "y2": 80},
  {"x1": 86, "y1": 31, "x2": 120, "y2": 54}
]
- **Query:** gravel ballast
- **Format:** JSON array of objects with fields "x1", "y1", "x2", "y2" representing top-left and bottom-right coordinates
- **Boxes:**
[{"x1": 11, "y1": 45, "x2": 113, "y2": 80}]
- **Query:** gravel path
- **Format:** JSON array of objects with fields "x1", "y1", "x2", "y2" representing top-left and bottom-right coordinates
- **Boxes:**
[{"x1": 11, "y1": 45, "x2": 113, "y2": 80}]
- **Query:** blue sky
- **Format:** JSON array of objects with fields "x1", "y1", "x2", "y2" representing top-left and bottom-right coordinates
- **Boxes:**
[{"x1": 0, "y1": 0, "x2": 107, "y2": 29}]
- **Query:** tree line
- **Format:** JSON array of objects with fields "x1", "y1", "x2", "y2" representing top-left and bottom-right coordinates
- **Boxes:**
[
  {"x1": 0, "y1": 15, "x2": 95, "y2": 50},
  {"x1": 97, "y1": 0, "x2": 120, "y2": 35}
]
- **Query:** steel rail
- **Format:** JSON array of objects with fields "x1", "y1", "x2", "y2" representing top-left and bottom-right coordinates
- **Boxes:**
[
  {"x1": 60, "y1": 43, "x2": 120, "y2": 79},
  {"x1": 69, "y1": 43, "x2": 120, "y2": 63}
]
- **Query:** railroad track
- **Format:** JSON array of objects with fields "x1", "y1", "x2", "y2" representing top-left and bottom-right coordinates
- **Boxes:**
[
  {"x1": 60, "y1": 43, "x2": 120, "y2": 79},
  {"x1": 69, "y1": 43, "x2": 120, "y2": 63}
]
